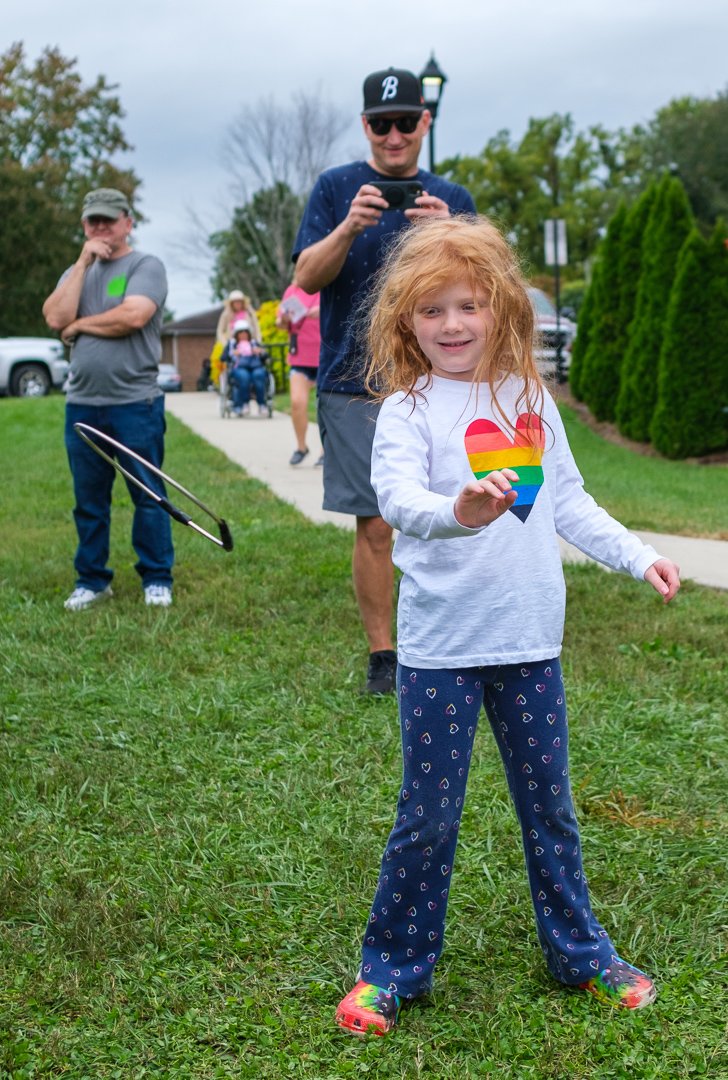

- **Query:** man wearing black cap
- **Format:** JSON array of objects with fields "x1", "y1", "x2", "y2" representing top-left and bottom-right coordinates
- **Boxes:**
[
  {"x1": 43, "y1": 188, "x2": 174, "y2": 611},
  {"x1": 293, "y1": 67, "x2": 475, "y2": 695}
]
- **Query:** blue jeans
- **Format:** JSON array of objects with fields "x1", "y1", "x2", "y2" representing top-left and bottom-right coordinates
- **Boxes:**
[
  {"x1": 230, "y1": 365, "x2": 268, "y2": 407},
  {"x1": 360, "y1": 660, "x2": 616, "y2": 999},
  {"x1": 65, "y1": 398, "x2": 174, "y2": 591}
]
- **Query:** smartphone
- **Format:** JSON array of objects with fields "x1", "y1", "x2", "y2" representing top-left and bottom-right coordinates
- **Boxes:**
[{"x1": 374, "y1": 180, "x2": 424, "y2": 211}]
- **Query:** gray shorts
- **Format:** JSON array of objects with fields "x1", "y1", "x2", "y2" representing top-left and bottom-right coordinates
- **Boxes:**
[{"x1": 317, "y1": 392, "x2": 382, "y2": 517}]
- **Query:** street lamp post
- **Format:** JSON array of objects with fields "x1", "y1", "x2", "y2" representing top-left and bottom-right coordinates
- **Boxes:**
[{"x1": 419, "y1": 54, "x2": 447, "y2": 173}]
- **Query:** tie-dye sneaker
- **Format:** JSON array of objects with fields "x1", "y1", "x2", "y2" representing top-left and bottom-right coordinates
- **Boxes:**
[
  {"x1": 579, "y1": 958, "x2": 657, "y2": 1009},
  {"x1": 335, "y1": 981, "x2": 402, "y2": 1036}
]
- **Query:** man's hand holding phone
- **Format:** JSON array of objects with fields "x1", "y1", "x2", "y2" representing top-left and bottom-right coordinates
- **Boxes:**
[
  {"x1": 344, "y1": 181, "x2": 452, "y2": 238},
  {"x1": 405, "y1": 192, "x2": 452, "y2": 221},
  {"x1": 373, "y1": 179, "x2": 423, "y2": 211},
  {"x1": 344, "y1": 184, "x2": 390, "y2": 236}
]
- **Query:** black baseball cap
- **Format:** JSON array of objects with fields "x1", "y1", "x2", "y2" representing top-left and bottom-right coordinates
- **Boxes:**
[{"x1": 362, "y1": 68, "x2": 424, "y2": 117}]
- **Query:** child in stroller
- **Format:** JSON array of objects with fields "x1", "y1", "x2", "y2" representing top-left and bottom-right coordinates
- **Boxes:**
[{"x1": 222, "y1": 324, "x2": 273, "y2": 417}]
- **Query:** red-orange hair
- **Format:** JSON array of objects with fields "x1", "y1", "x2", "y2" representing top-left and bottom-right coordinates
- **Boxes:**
[{"x1": 365, "y1": 215, "x2": 543, "y2": 430}]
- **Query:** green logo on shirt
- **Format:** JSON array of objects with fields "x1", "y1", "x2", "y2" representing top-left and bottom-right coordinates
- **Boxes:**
[{"x1": 107, "y1": 275, "x2": 127, "y2": 298}]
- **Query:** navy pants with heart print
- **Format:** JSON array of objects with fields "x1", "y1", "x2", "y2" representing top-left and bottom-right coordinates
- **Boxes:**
[{"x1": 359, "y1": 659, "x2": 617, "y2": 999}]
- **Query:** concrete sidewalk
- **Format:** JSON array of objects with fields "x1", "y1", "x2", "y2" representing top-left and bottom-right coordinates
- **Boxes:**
[{"x1": 165, "y1": 392, "x2": 728, "y2": 590}]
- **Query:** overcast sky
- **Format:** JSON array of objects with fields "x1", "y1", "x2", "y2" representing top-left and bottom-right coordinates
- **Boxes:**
[{"x1": 6, "y1": 0, "x2": 728, "y2": 318}]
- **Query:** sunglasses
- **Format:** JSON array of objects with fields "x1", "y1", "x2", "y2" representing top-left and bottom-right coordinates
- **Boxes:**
[{"x1": 367, "y1": 115, "x2": 421, "y2": 136}]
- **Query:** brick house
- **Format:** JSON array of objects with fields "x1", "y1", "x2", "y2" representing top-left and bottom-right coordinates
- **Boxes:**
[{"x1": 161, "y1": 307, "x2": 222, "y2": 391}]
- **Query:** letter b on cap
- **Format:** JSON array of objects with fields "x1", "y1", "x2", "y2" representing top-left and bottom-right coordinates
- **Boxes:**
[{"x1": 381, "y1": 75, "x2": 399, "y2": 101}]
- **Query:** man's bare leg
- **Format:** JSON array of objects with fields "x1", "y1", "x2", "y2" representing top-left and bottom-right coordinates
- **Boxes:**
[
  {"x1": 353, "y1": 515, "x2": 394, "y2": 651},
  {"x1": 353, "y1": 515, "x2": 396, "y2": 693}
]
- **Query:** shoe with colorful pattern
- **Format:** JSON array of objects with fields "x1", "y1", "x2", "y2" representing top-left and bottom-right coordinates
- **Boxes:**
[
  {"x1": 579, "y1": 958, "x2": 657, "y2": 1009},
  {"x1": 335, "y1": 980, "x2": 402, "y2": 1036}
]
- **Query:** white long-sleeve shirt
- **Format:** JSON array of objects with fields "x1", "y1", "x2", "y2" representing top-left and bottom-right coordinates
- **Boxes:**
[{"x1": 371, "y1": 375, "x2": 660, "y2": 669}]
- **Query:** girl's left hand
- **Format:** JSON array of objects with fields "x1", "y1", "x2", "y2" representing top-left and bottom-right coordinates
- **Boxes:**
[
  {"x1": 454, "y1": 469, "x2": 519, "y2": 528},
  {"x1": 644, "y1": 558, "x2": 681, "y2": 603}
]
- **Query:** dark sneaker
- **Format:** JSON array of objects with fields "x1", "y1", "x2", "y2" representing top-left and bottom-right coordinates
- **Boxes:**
[
  {"x1": 315, "y1": 453, "x2": 324, "y2": 466},
  {"x1": 289, "y1": 448, "x2": 309, "y2": 466},
  {"x1": 362, "y1": 649, "x2": 397, "y2": 695},
  {"x1": 336, "y1": 981, "x2": 402, "y2": 1036}
]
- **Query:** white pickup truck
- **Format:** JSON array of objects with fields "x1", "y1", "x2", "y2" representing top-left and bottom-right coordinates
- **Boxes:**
[{"x1": 0, "y1": 337, "x2": 69, "y2": 396}]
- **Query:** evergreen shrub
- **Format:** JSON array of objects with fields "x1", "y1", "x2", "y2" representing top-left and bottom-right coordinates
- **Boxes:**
[
  {"x1": 650, "y1": 225, "x2": 728, "y2": 457},
  {"x1": 580, "y1": 203, "x2": 628, "y2": 421},
  {"x1": 616, "y1": 175, "x2": 694, "y2": 441},
  {"x1": 567, "y1": 266, "x2": 600, "y2": 401}
]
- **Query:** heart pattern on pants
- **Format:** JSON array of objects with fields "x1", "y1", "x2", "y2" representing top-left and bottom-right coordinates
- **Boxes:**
[
  {"x1": 359, "y1": 659, "x2": 615, "y2": 1000},
  {"x1": 464, "y1": 414, "x2": 545, "y2": 522}
]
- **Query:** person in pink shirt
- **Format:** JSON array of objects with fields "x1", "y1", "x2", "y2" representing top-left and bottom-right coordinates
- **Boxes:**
[{"x1": 276, "y1": 282, "x2": 321, "y2": 465}]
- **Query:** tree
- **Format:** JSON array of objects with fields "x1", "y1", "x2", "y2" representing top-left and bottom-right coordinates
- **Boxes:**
[
  {"x1": 568, "y1": 183, "x2": 655, "y2": 406},
  {"x1": 0, "y1": 43, "x2": 139, "y2": 336},
  {"x1": 0, "y1": 163, "x2": 72, "y2": 334},
  {"x1": 209, "y1": 182, "x2": 304, "y2": 306},
  {"x1": 616, "y1": 181, "x2": 659, "y2": 368},
  {"x1": 621, "y1": 90, "x2": 728, "y2": 233},
  {"x1": 436, "y1": 89, "x2": 728, "y2": 288},
  {"x1": 567, "y1": 265, "x2": 601, "y2": 401},
  {"x1": 440, "y1": 114, "x2": 630, "y2": 279},
  {"x1": 650, "y1": 224, "x2": 728, "y2": 458},
  {"x1": 615, "y1": 175, "x2": 694, "y2": 441},
  {"x1": 579, "y1": 203, "x2": 628, "y2": 421},
  {"x1": 208, "y1": 92, "x2": 350, "y2": 305}
]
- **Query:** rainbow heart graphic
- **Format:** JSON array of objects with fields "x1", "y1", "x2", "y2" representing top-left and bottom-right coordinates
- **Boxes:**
[{"x1": 464, "y1": 413, "x2": 545, "y2": 522}]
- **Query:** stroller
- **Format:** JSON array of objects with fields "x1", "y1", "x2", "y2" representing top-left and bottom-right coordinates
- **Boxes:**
[{"x1": 219, "y1": 332, "x2": 275, "y2": 419}]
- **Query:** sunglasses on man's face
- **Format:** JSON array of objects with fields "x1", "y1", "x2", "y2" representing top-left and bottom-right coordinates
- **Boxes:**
[
  {"x1": 367, "y1": 115, "x2": 421, "y2": 136},
  {"x1": 85, "y1": 215, "x2": 122, "y2": 227}
]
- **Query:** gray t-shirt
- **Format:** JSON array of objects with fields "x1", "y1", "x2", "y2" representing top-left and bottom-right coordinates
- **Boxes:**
[{"x1": 63, "y1": 250, "x2": 168, "y2": 405}]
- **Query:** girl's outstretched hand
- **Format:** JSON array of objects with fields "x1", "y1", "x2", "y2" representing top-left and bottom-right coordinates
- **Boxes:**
[
  {"x1": 454, "y1": 469, "x2": 519, "y2": 528},
  {"x1": 644, "y1": 558, "x2": 681, "y2": 603}
]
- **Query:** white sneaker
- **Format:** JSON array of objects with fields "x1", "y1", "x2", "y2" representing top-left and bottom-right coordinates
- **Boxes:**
[
  {"x1": 256, "y1": 401, "x2": 267, "y2": 417},
  {"x1": 144, "y1": 584, "x2": 173, "y2": 607},
  {"x1": 64, "y1": 585, "x2": 113, "y2": 611}
]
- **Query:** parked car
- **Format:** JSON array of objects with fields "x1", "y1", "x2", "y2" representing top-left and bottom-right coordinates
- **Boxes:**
[
  {"x1": 157, "y1": 363, "x2": 182, "y2": 393},
  {"x1": 528, "y1": 288, "x2": 577, "y2": 379},
  {"x1": 0, "y1": 337, "x2": 69, "y2": 397}
]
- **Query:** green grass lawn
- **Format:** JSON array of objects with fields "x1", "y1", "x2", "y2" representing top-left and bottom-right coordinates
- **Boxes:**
[
  {"x1": 559, "y1": 404, "x2": 728, "y2": 540},
  {"x1": 1, "y1": 396, "x2": 726, "y2": 1078}
]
